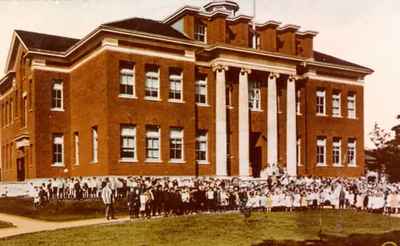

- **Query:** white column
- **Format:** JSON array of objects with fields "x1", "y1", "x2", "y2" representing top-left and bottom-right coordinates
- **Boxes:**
[
  {"x1": 267, "y1": 73, "x2": 279, "y2": 169},
  {"x1": 214, "y1": 64, "x2": 228, "y2": 176},
  {"x1": 286, "y1": 76, "x2": 297, "y2": 176},
  {"x1": 239, "y1": 68, "x2": 251, "y2": 177}
]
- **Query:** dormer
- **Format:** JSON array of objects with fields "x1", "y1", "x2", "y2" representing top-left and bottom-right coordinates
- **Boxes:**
[{"x1": 277, "y1": 24, "x2": 300, "y2": 55}]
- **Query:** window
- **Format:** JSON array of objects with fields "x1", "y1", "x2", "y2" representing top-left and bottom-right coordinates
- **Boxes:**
[
  {"x1": 297, "y1": 138, "x2": 301, "y2": 166},
  {"x1": 347, "y1": 93, "x2": 356, "y2": 119},
  {"x1": 249, "y1": 81, "x2": 261, "y2": 110},
  {"x1": 195, "y1": 74, "x2": 207, "y2": 104},
  {"x1": 194, "y1": 21, "x2": 207, "y2": 42},
  {"x1": 10, "y1": 99, "x2": 13, "y2": 123},
  {"x1": 74, "y1": 132, "x2": 79, "y2": 165},
  {"x1": 23, "y1": 97, "x2": 28, "y2": 127},
  {"x1": 170, "y1": 128, "x2": 183, "y2": 161},
  {"x1": 146, "y1": 126, "x2": 161, "y2": 161},
  {"x1": 316, "y1": 137, "x2": 326, "y2": 166},
  {"x1": 52, "y1": 134, "x2": 64, "y2": 166},
  {"x1": 120, "y1": 125, "x2": 136, "y2": 161},
  {"x1": 226, "y1": 85, "x2": 233, "y2": 107},
  {"x1": 92, "y1": 127, "x2": 98, "y2": 163},
  {"x1": 51, "y1": 80, "x2": 63, "y2": 110},
  {"x1": 316, "y1": 89, "x2": 326, "y2": 116},
  {"x1": 347, "y1": 139, "x2": 357, "y2": 166},
  {"x1": 296, "y1": 89, "x2": 301, "y2": 115},
  {"x1": 332, "y1": 138, "x2": 342, "y2": 166},
  {"x1": 332, "y1": 92, "x2": 341, "y2": 117},
  {"x1": 169, "y1": 68, "x2": 183, "y2": 101},
  {"x1": 145, "y1": 65, "x2": 160, "y2": 100},
  {"x1": 196, "y1": 130, "x2": 208, "y2": 163},
  {"x1": 277, "y1": 88, "x2": 282, "y2": 113},
  {"x1": 119, "y1": 61, "x2": 135, "y2": 98}
]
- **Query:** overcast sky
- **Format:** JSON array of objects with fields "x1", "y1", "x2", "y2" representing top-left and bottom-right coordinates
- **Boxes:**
[{"x1": 0, "y1": 0, "x2": 399, "y2": 148}]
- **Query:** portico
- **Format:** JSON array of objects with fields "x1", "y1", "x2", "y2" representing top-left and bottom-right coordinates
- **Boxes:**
[{"x1": 212, "y1": 60, "x2": 298, "y2": 177}]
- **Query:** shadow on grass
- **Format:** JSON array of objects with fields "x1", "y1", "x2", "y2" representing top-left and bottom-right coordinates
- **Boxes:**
[
  {"x1": 255, "y1": 230, "x2": 400, "y2": 246},
  {"x1": 0, "y1": 197, "x2": 128, "y2": 221}
]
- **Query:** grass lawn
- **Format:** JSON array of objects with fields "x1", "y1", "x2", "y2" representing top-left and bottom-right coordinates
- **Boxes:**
[
  {"x1": 2, "y1": 210, "x2": 400, "y2": 246},
  {"x1": 0, "y1": 197, "x2": 127, "y2": 222},
  {"x1": 0, "y1": 221, "x2": 13, "y2": 229}
]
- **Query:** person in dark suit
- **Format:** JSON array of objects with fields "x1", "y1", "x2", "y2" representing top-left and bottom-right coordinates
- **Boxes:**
[{"x1": 127, "y1": 187, "x2": 140, "y2": 219}]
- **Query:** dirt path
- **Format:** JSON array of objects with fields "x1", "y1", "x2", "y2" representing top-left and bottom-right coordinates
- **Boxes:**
[{"x1": 0, "y1": 213, "x2": 130, "y2": 239}]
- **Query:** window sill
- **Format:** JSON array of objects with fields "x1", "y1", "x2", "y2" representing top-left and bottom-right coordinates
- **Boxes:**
[
  {"x1": 250, "y1": 109, "x2": 263, "y2": 112},
  {"x1": 348, "y1": 164, "x2": 357, "y2": 168},
  {"x1": 316, "y1": 113, "x2": 327, "y2": 117},
  {"x1": 52, "y1": 164, "x2": 65, "y2": 168},
  {"x1": 333, "y1": 164, "x2": 344, "y2": 167},
  {"x1": 196, "y1": 103, "x2": 210, "y2": 107},
  {"x1": 169, "y1": 159, "x2": 186, "y2": 164},
  {"x1": 296, "y1": 113, "x2": 302, "y2": 116},
  {"x1": 90, "y1": 161, "x2": 98, "y2": 164},
  {"x1": 73, "y1": 163, "x2": 80, "y2": 166},
  {"x1": 145, "y1": 159, "x2": 163, "y2": 163},
  {"x1": 347, "y1": 117, "x2": 358, "y2": 120},
  {"x1": 316, "y1": 164, "x2": 327, "y2": 167},
  {"x1": 227, "y1": 106, "x2": 234, "y2": 110},
  {"x1": 118, "y1": 94, "x2": 137, "y2": 99},
  {"x1": 197, "y1": 161, "x2": 209, "y2": 165},
  {"x1": 145, "y1": 97, "x2": 161, "y2": 102},
  {"x1": 332, "y1": 115, "x2": 342, "y2": 118},
  {"x1": 50, "y1": 108, "x2": 64, "y2": 112},
  {"x1": 119, "y1": 159, "x2": 138, "y2": 163},
  {"x1": 168, "y1": 99, "x2": 185, "y2": 104}
]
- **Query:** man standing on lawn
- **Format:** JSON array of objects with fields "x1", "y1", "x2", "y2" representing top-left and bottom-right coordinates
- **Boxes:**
[{"x1": 102, "y1": 182, "x2": 116, "y2": 220}]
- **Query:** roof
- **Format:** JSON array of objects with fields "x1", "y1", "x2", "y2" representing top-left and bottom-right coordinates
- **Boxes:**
[
  {"x1": 314, "y1": 51, "x2": 373, "y2": 72},
  {"x1": 15, "y1": 30, "x2": 80, "y2": 52},
  {"x1": 102, "y1": 17, "x2": 189, "y2": 40}
]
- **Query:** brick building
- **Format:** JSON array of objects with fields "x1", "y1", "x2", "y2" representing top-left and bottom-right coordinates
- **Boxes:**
[{"x1": 0, "y1": 0, "x2": 373, "y2": 181}]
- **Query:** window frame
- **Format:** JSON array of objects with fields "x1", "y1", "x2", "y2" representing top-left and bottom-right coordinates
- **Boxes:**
[
  {"x1": 347, "y1": 93, "x2": 357, "y2": 119},
  {"x1": 91, "y1": 127, "x2": 98, "y2": 163},
  {"x1": 52, "y1": 134, "x2": 64, "y2": 167},
  {"x1": 51, "y1": 79, "x2": 64, "y2": 111},
  {"x1": 145, "y1": 66, "x2": 160, "y2": 101},
  {"x1": 196, "y1": 130, "x2": 208, "y2": 164},
  {"x1": 120, "y1": 125, "x2": 137, "y2": 162},
  {"x1": 347, "y1": 139, "x2": 357, "y2": 167},
  {"x1": 249, "y1": 81, "x2": 262, "y2": 111},
  {"x1": 169, "y1": 128, "x2": 184, "y2": 163},
  {"x1": 73, "y1": 132, "x2": 80, "y2": 166},
  {"x1": 168, "y1": 69, "x2": 183, "y2": 102},
  {"x1": 332, "y1": 138, "x2": 342, "y2": 166},
  {"x1": 119, "y1": 63, "x2": 136, "y2": 99},
  {"x1": 316, "y1": 89, "x2": 326, "y2": 116},
  {"x1": 332, "y1": 92, "x2": 341, "y2": 117},
  {"x1": 145, "y1": 126, "x2": 161, "y2": 162},
  {"x1": 194, "y1": 21, "x2": 207, "y2": 43},
  {"x1": 316, "y1": 137, "x2": 327, "y2": 166},
  {"x1": 195, "y1": 74, "x2": 208, "y2": 105}
]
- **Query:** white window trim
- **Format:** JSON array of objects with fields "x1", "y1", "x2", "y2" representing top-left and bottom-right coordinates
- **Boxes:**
[
  {"x1": 297, "y1": 138, "x2": 302, "y2": 166},
  {"x1": 316, "y1": 137, "x2": 327, "y2": 167},
  {"x1": 52, "y1": 134, "x2": 64, "y2": 167},
  {"x1": 347, "y1": 94, "x2": 357, "y2": 119},
  {"x1": 146, "y1": 126, "x2": 161, "y2": 162},
  {"x1": 316, "y1": 90, "x2": 326, "y2": 116},
  {"x1": 91, "y1": 127, "x2": 98, "y2": 163},
  {"x1": 145, "y1": 67, "x2": 160, "y2": 101},
  {"x1": 332, "y1": 139, "x2": 342, "y2": 167},
  {"x1": 120, "y1": 126, "x2": 137, "y2": 163},
  {"x1": 169, "y1": 72, "x2": 183, "y2": 102},
  {"x1": 296, "y1": 89, "x2": 302, "y2": 116},
  {"x1": 196, "y1": 132, "x2": 208, "y2": 164},
  {"x1": 119, "y1": 67, "x2": 136, "y2": 98},
  {"x1": 51, "y1": 80, "x2": 64, "y2": 111},
  {"x1": 347, "y1": 140, "x2": 357, "y2": 167},
  {"x1": 74, "y1": 133, "x2": 79, "y2": 166},
  {"x1": 170, "y1": 128, "x2": 184, "y2": 162},
  {"x1": 249, "y1": 81, "x2": 262, "y2": 111},
  {"x1": 195, "y1": 76, "x2": 208, "y2": 104},
  {"x1": 332, "y1": 93, "x2": 342, "y2": 118}
]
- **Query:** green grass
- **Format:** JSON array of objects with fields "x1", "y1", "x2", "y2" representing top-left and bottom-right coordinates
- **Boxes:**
[
  {"x1": 0, "y1": 197, "x2": 127, "y2": 222},
  {"x1": 2, "y1": 210, "x2": 400, "y2": 246},
  {"x1": 0, "y1": 221, "x2": 13, "y2": 229}
]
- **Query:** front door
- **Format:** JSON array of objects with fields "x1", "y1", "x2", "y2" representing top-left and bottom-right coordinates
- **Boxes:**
[
  {"x1": 250, "y1": 132, "x2": 262, "y2": 178},
  {"x1": 17, "y1": 158, "x2": 25, "y2": 181}
]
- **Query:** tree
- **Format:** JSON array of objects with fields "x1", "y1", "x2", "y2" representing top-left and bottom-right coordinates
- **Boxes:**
[{"x1": 369, "y1": 122, "x2": 400, "y2": 182}]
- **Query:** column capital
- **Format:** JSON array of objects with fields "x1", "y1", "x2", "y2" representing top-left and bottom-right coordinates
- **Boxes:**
[
  {"x1": 240, "y1": 68, "x2": 252, "y2": 75},
  {"x1": 288, "y1": 75, "x2": 296, "y2": 83},
  {"x1": 212, "y1": 64, "x2": 229, "y2": 72},
  {"x1": 268, "y1": 72, "x2": 280, "y2": 80}
]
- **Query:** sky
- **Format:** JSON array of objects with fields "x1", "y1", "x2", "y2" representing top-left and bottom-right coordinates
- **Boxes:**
[{"x1": 0, "y1": 0, "x2": 399, "y2": 148}]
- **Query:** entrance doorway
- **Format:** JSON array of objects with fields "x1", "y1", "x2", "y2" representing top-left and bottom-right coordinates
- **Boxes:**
[
  {"x1": 250, "y1": 132, "x2": 262, "y2": 178},
  {"x1": 17, "y1": 158, "x2": 25, "y2": 181}
]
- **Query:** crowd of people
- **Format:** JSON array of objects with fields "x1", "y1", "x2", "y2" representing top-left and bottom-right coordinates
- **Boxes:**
[{"x1": 27, "y1": 174, "x2": 400, "y2": 220}]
